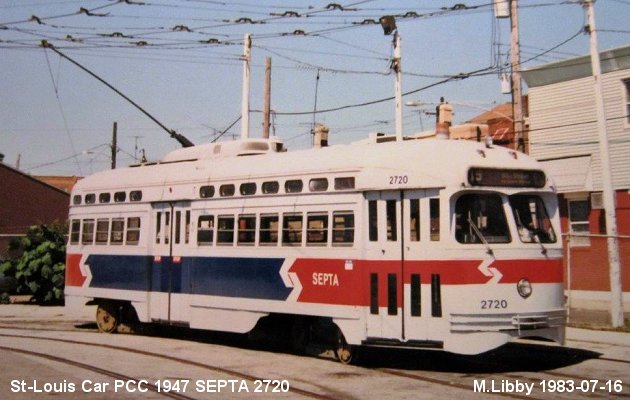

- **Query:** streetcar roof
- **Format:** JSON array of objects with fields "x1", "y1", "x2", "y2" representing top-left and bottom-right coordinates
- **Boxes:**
[{"x1": 71, "y1": 138, "x2": 550, "y2": 195}]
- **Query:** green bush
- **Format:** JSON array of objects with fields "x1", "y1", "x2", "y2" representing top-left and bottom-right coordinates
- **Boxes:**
[{"x1": 0, "y1": 224, "x2": 66, "y2": 304}]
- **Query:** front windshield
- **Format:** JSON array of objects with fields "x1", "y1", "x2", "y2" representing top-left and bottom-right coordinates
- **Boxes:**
[
  {"x1": 455, "y1": 193, "x2": 511, "y2": 244},
  {"x1": 509, "y1": 195, "x2": 557, "y2": 243}
]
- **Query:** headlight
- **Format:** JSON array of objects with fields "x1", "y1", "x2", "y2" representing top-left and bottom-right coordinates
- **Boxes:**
[{"x1": 517, "y1": 278, "x2": 532, "y2": 299}]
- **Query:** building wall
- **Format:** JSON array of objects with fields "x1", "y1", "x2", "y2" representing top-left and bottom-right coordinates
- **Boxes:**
[
  {"x1": 528, "y1": 69, "x2": 630, "y2": 191},
  {"x1": 560, "y1": 191, "x2": 630, "y2": 293},
  {"x1": 0, "y1": 164, "x2": 70, "y2": 259}
]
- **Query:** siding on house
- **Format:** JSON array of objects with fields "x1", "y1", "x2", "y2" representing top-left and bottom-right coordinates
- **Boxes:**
[{"x1": 524, "y1": 46, "x2": 630, "y2": 192}]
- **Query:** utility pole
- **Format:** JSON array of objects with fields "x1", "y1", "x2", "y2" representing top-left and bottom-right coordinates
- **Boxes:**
[
  {"x1": 393, "y1": 30, "x2": 403, "y2": 142},
  {"x1": 584, "y1": 0, "x2": 624, "y2": 327},
  {"x1": 111, "y1": 122, "x2": 117, "y2": 169},
  {"x1": 510, "y1": 0, "x2": 524, "y2": 152},
  {"x1": 241, "y1": 33, "x2": 252, "y2": 140},
  {"x1": 262, "y1": 57, "x2": 271, "y2": 139}
]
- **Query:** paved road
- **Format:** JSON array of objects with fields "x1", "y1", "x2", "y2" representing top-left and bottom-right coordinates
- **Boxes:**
[{"x1": 0, "y1": 304, "x2": 628, "y2": 399}]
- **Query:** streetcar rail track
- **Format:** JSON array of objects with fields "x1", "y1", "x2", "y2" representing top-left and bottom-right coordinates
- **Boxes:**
[
  {"x1": 0, "y1": 345, "x2": 197, "y2": 400},
  {"x1": 0, "y1": 332, "x2": 335, "y2": 400}
]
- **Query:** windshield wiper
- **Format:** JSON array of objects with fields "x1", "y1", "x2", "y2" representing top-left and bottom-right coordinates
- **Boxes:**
[{"x1": 468, "y1": 216, "x2": 494, "y2": 256}]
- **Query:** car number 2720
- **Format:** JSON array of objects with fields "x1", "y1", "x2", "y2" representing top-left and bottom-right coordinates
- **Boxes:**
[
  {"x1": 481, "y1": 299, "x2": 508, "y2": 309},
  {"x1": 389, "y1": 175, "x2": 408, "y2": 185}
]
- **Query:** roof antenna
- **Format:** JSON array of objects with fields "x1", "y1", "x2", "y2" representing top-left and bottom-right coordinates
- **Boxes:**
[{"x1": 41, "y1": 40, "x2": 194, "y2": 148}]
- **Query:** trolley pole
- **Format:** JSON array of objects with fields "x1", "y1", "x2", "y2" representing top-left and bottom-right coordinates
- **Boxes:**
[{"x1": 584, "y1": 0, "x2": 624, "y2": 327}]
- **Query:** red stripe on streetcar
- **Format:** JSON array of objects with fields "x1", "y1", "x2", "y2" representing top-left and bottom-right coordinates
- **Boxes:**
[{"x1": 65, "y1": 253, "x2": 86, "y2": 287}]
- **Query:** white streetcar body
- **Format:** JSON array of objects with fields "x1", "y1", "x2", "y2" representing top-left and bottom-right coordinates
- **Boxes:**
[{"x1": 66, "y1": 137, "x2": 566, "y2": 356}]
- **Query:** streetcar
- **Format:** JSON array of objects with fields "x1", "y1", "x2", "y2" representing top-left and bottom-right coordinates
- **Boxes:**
[{"x1": 65, "y1": 133, "x2": 566, "y2": 363}]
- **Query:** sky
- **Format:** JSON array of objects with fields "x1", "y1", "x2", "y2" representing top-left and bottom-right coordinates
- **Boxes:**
[{"x1": 1, "y1": 0, "x2": 629, "y2": 176}]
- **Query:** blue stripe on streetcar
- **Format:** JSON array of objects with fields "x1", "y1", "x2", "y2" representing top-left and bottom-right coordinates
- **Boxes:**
[{"x1": 85, "y1": 254, "x2": 292, "y2": 301}]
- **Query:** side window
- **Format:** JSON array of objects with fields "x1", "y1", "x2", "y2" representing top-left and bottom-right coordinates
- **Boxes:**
[
  {"x1": 410, "y1": 198, "x2": 420, "y2": 241},
  {"x1": 174, "y1": 211, "x2": 182, "y2": 244},
  {"x1": 82, "y1": 219, "x2": 95, "y2": 245},
  {"x1": 70, "y1": 220, "x2": 81, "y2": 244},
  {"x1": 309, "y1": 178, "x2": 328, "y2": 192},
  {"x1": 110, "y1": 218, "x2": 124, "y2": 245},
  {"x1": 114, "y1": 191, "x2": 126, "y2": 202},
  {"x1": 307, "y1": 212, "x2": 328, "y2": 246},
  {"x1": 185, "y1": 210, "x2": 191, "y2": 244},
  {"x1": 238, "y1": 214, "x2": 256, "y2": 245},
  {"x1": 126, "y1": 217, "x2": 141, "y2": 245},
  {"x1": 217, "y1": 215, "x2": 235, "y2": 245},
  {"x1": 197, "y1": 215, "x2": 214, "y2": 245},
  {"x1": 430, "y1": 198, "x2": 440, "y2": 241},
  {"x1": 285, "y1": 180, "x2": 303, "y2": 193},
  {"x1": 386, "y1": 200, "x2": 397, "y2": 241},
  {"x1": 96, "y1": 218, "x2": 109, "y2": 244},
  {"x1": 568, "y1": 199, "x2": 590, "y2": 247},
  {"x1": 282, "y1": 213, "x2": 303, "y2": 245},
  {"x1": 333, "y1": 211, "x2": 354, "y2": 246},
  {"x1": 260, "y1": 214, "x2": 279, "y2": 245},
  {"x1": 262, "y1": 181, "x2": 279, "y2": 194},
  {"x1": 164, "y1": 211, "x2": 171, "y2": 244},
  {"x1": 368, "y1": 200, "x2": 378, "y2": 242},
  {"x1": 155, "y1": 212, "x2": 162, "y2": 244},
  {"x1": 220, "y1": 184, "x2": 235, "y2": 197}
]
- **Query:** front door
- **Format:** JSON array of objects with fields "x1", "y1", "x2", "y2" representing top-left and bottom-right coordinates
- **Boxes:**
[
  {"x1": 149, "y1": 202, "x2": 191, "y2": 324},
  {"x1": 365, "y1": 190, "x2": 439, "y2": 343}
]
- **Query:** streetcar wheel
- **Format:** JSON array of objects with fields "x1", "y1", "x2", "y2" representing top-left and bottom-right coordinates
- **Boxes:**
[
  {"x1": 335, "y1": 330, "x2": 356, "y2": 365},
  {"x1": 96, "y1": 303, "x2": 119, "y2": 333}
]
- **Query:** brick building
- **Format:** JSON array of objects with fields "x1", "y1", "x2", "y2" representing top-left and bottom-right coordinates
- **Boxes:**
[{"x1": 0, "y1": 162, "x2": 70, "y2": 259}]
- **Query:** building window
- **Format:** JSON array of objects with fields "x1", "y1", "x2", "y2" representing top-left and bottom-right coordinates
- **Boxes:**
[{"x1": 568, "y1": 199, "x2": 590, "y2": 247}]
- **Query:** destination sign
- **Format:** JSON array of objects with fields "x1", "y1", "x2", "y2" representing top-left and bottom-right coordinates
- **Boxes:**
[{"x1": 467, "y1": 168, "x2": 546, "y2": 188}]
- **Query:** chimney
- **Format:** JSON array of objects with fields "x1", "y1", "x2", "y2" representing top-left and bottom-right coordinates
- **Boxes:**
[{"x1": 313, "y1": 124, "x2": 329, "y2": 148}]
